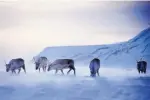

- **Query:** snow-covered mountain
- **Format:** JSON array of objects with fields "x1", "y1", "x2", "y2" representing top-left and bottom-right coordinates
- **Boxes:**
[{"x1": 35, "y1": 27, "x2": 150, "y2": 68}]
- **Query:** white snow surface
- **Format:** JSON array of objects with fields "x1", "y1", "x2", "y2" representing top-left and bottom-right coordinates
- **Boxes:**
[{"x1": 0, "y1": 67, "x2": 150, "y2": 100}]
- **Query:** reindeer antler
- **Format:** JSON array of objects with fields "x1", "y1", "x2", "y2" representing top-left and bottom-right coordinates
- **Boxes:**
[
  {"x1": 33, "y1": 57, "x2": 36, "y2": 61},
  {"x1": 4, "y1": 60, "x2": 6, "y2": 65},
  {"x1": 136, "y1": 59, "x2": 138, "y2": 62}
]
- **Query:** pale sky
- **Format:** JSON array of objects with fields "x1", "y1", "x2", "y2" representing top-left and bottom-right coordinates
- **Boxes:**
[{"x1": 0, "y1": 0, "x2": 149, "y2": 65}]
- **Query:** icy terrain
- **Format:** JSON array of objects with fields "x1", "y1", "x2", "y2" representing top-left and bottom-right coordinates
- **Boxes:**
[
  {"x1": 1, "y1": 28, "x2": 150, "y2": 100},
  {"x1": 0, "y1": 67, "x2": 150, "y2": 100}
]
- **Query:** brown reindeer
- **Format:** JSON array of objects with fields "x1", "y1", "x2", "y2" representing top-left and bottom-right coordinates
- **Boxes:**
[
  {"x1": 47, "y1": 59, "x2": 76, "y2": 76},
  {"x1": 89, "y1": 58, "x2": 100, "y2": 77},
  {"x1": 33, "y1": 57, "x2": 48, "y2": 72},
  {"x1": 5, "y1": 58, "x2": 26, "y2": 74}
]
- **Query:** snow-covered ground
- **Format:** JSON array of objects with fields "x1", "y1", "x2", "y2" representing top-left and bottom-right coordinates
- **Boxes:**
[{"x1": 0, "y1": 67, "x2": 150, "y2": 100}]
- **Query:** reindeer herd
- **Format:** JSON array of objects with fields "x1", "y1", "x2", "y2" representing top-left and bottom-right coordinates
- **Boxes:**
[
  {"x1": 4, "y1": 57, "x2": 77, "y2": 76},
  {"x1": 4, "y1": 56, "x2": 148, "y2": 77},
  {"x1": 33, "y1": 57, "x2": 76, "y2": 75}
]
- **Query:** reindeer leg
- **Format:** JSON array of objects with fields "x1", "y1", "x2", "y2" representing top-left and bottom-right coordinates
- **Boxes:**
[
  {"x1": 45, "y1": 66, "x2": 47, "y2": 72},
  {"x1": 141, "y1": 70, "x2": 143, "y2": 74},
  {"x1": 22, "y1": 65, "x2": 26, "y2": 74},
  {"x1": 13, "y1": 70, "x2": 16, "y2": 74},
  {"x1": 144, "y1": 68, "x2": 146, "y2": 74},
  {"x1": 42, "y1": 67, "x2": 44, "y2": 72},
  {"x1": 67, "y1": 68, "x2": 72, "y2": 75},
  {"x1": 71, "y1": 66, "x2": 76, "y2": 76},
  {"x1": 11, "y1": 70, "x2": 14, "y2": 74},
  {"x1": 39, "y1": 68, "x2": 40, "y2": 73},
  {"x1": 55, "y1": 69, "x2": 58, "y2": 74},
  {"x1": 18, "y1": 69, "x2": 21, "y2": 74},
  {"x1": 73, "y1": 68, "x2": 76, "y2": 76},
  {"x1": 60, "y1": 69, "x2": 64, "y2": 75},
  {"x1": 11, "y1": 69, "x2": 15, "y2": 74},
  {"x1": 144, "y1": 69, "x2": 146, "y2": 74},
  {"x1": 138, "y1": 69, "x2": 140, "y2": 74},
  {"x1": 44, "y1": 66, "x2": 46, "y2": 72},
  {"x1": 97, "y1": 70, "x2": 99, "y2": 76}
]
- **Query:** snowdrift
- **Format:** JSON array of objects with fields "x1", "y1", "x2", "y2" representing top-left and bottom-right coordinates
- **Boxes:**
[{"x1": 0, "y1": 67, "x2": 150, "y2": 100}]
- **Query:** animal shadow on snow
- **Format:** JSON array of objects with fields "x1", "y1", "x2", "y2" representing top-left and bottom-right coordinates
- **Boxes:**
[{"x1": 133, "y1": 76, "x2": 150, "y2": 86}]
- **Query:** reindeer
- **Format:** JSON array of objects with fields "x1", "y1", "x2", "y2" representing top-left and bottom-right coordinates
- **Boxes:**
[
  {"x1": 33, "y1": 56, "x2": 48, "y2": 72},
  {"x1": 5, "y1": 58, "x2": 26, "y2": 74},
  {"x1": 89, "y1": 58, "x2": 100, "y2": 77},
  {"x1": 136, "y1": 58, "x2": 147, "y2": 74},
  {"x1": 47, "y1": 59, "x2": 76, "y2": 76}
]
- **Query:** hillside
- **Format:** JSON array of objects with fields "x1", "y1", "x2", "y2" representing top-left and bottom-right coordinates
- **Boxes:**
[{"x1": 35, "y1": 27, "x2": 150, "y2": 68}]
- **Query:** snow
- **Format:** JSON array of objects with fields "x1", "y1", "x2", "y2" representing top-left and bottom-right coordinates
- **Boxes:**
[
  {"x1": 0, "y1": 27, "x2": 150, "y2": 100},
  {"x1": 0, "y1": 67, "x2": 150, "y2": 100},
  {"x1": 36, "y1": 27, "x2": 150, "y2": 68}
]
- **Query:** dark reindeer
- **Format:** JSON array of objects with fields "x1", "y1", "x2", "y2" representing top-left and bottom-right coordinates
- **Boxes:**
[
  {"x1": 126, "y1": 52, "x2": 148, "y2": 74},
  {"x1": 89, "y1": 58, "x2": 100, "y2": 77},
  {"x1": 136, "y1": 58, "x2": 147, "y2": 74},
  {"x1": 5, "y1": 58, "x2": 26, "y2": 74},
  {"x1": 47, "y1": 59, "x2": 76, "y2": 76},
  {"x1": 33, "y1": 56, "x2": 48, "y2": 72}
]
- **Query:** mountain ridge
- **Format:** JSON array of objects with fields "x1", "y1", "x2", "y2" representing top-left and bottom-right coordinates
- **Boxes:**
[{"x1": 35, "y1": 27, "x2": 150, "y2": 68}]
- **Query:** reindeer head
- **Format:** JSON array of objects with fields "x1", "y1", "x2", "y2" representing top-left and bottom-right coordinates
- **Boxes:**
[
  {"x1": 136, "y1": 59, "x2": 140, "y2": 65},
  {"x1": 4, "y1": 61, "x2": 10, "y2": 72},
  {"x1": 6, "y1": 64, "x2": 11, "y2": 72},
  {"x1": 90, "y1": 69, "x2": 96, "y2": 77},
  {"x1": 136, "y1": 57, "x2": 143, "y2": 63},
  {"x1": 136, "y1": 58, "x2": 144, "y2": 67},
  {"x1": 35, "y1": 62, "x2": 40, "y2": 70},
  {"x1": 47, "y1": 63, "x2": 52, "y2": 71},
  {"x1": 33, "y1": 57, "x2": 40, "y2": 70}
]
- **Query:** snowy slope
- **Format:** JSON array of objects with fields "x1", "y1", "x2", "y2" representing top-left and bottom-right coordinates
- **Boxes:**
[{"x1": 35, "y1": 27, "x2": 150, "y2": 68}]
